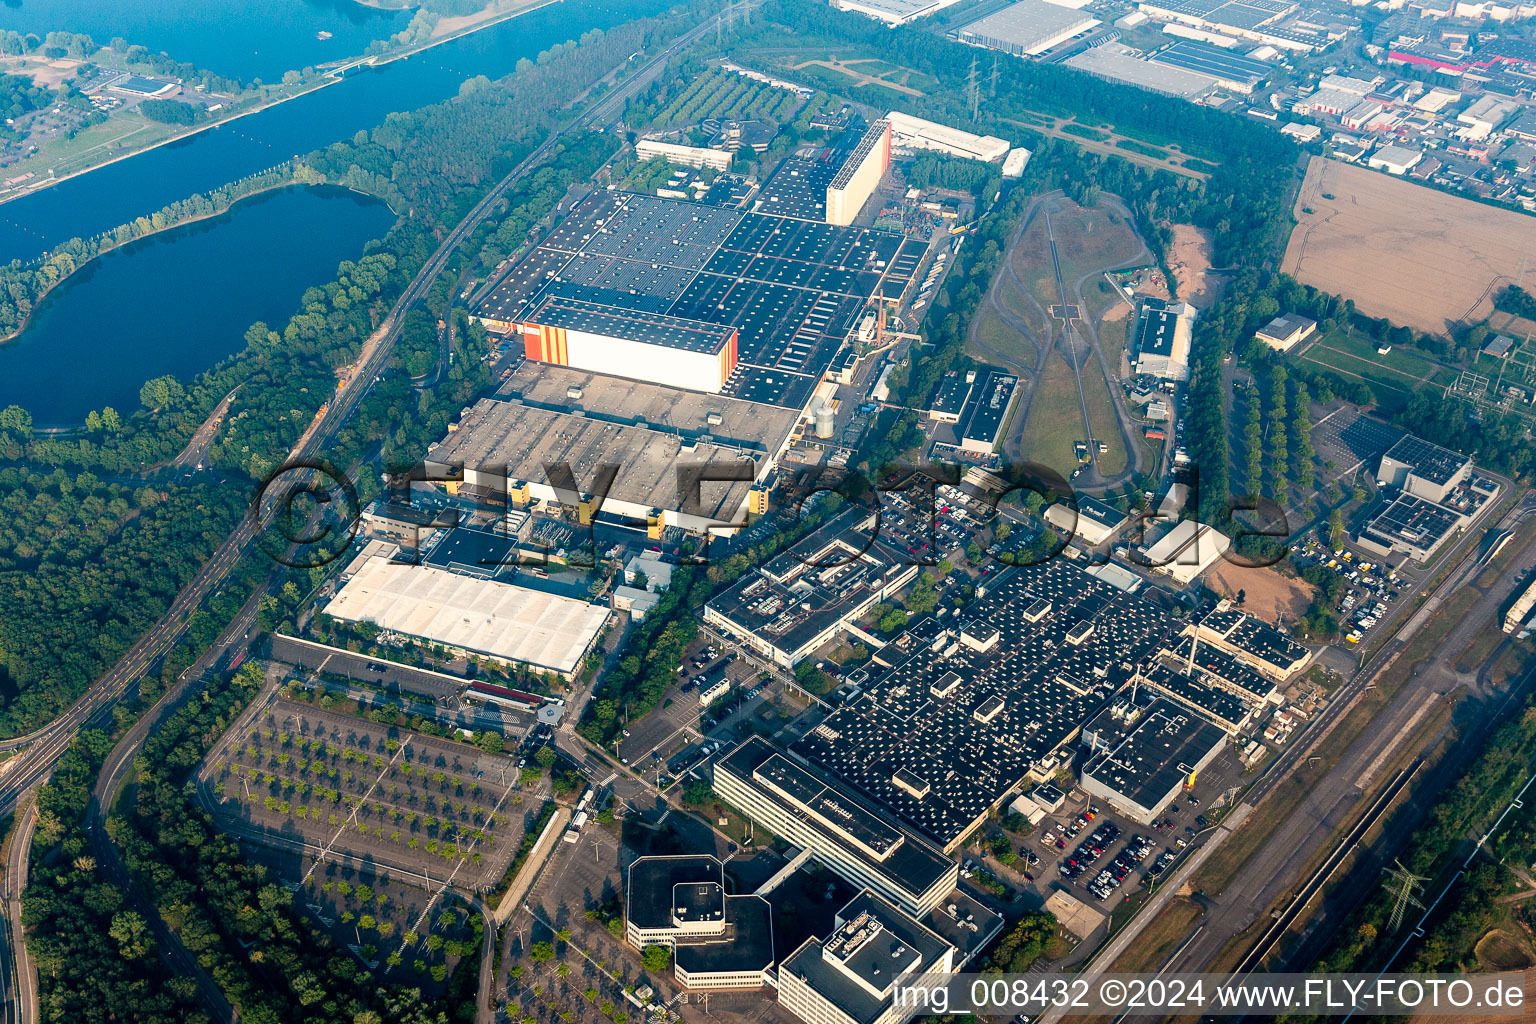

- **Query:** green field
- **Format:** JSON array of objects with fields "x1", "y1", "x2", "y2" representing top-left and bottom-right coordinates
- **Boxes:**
[
  {"x1": 1082, "y1": 364, "x2": 1126, "y2": 478},
  {"x1": 970, "y1": 308, "x2": 1039, "y2": 371},
  {"x1": 1297, "y1": 330, "x2": 1457, "y2": 411},
  {"x1": 1020, "y1": 353, "x2": 1085, "y2": 476}
]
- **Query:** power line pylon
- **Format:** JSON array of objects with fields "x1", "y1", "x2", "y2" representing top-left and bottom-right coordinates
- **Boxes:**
[
  {"x1": 966, "y1": 57, "x2": 979, "y2": 122},
  {"x1": 990, "y1": 54, "x2": 999, "y2": 99},
  {"x1": 1383, "y1": 859, "x2": 1427, "y2": 931}
]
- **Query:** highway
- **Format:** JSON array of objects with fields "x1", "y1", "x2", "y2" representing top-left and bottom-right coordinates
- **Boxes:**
[{"x1": 0, "y1": 6, "x2": 750, "y2": 1022}]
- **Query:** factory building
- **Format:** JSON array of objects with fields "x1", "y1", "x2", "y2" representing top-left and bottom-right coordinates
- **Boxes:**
[
  {"x1": 1065, "y1": 43, "x2": 1217, "y2": 100},
  {"x1": 1186, "y1": 604, "x2": 1313, "y2": 681},
  {"x1": 322, "y1": 548, "x2": 610, "y2": 679},
  {"x1": 703, "y1": 508, "x2": 920, "y2": 667},
  {"x1": 625, "y1": 856, "x2": 775, "y2": 989},
  {"x1": 1357, "y1": 435, "x2": 1495, "y2": 564},
  {"x1": 1375, "y1": 435, "x2": 1472, "y2": 503},
  {"x1": 514, "y1": 294, "x2": 739, "y2": 394},
  {"x1": 1368, "y1": 145, "x2": 1423, "y2": 175},
  {"x1": 1079, "y1": 695, "x2": 1227, "y2": 825},
  {"x1": 827, "y1": 120, "x2": 893, "y2": 226},
  {"x1": 1356, "y1": 493, "x2": 1465, "y2": 564},
  {"x1": 1147, "y1": 39, "x2": 1272, "y2": 93},
  {"x1": 884, "y1": 111, "x2": 1011, "y2": 163},
  {"x1": 1044, "y1": 495, "x2": 1131, "y2": 547},
  {"x1": 1132, "y1": 298, "x2": 1194, "y2": 381},
  {"x1": 1254, "y1": 312, "x2": 1317, "y2": 352},
  {"x1": 955, "y1": 0, "x2": 1101, "y2": 57},
  {"x1": 777, "y1": 891, "x2": 957, "y2": 1024},
  {"x1": 955, "y1": 370, "x2": 1020, "y2": 455},
  {"x1": 713, "y1": 737, "x2": 960, "y2": 917},
  {"x1": 830, "y1": 0, "x2": 967, "y2": 25}
]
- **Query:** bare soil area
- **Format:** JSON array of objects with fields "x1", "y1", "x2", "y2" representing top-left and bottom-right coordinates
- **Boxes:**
[{"x1": 1202, "y1": 560, "x2": 1317, "y2": 628}]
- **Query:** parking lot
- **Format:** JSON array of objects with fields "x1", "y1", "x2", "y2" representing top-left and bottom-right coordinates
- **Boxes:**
[
  {"x1": 199, "y1": 698, "x2": 546, "y2": 889},
  {"x1": 969, "y1": 743, "x2": 1249, "y2": 927}
]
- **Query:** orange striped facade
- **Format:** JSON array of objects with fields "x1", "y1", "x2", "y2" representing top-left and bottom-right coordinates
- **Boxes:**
[
  {"x1": 719, "y1": 330, "x2": 739, "y2": 385},
  {"x1": 521, "y1": 322, "x2": 570, "y2": 365}
]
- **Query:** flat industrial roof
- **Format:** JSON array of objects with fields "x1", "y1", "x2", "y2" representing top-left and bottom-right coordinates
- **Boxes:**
[
  {"x1": 1082, "y1": 698, "x2": 1227, "y2": 811},
  {"x1": 520, "y1": 294, "x2": 734, "y2": 354},
  {"x1": 323, "y1": 555, "x2": 609, "y2": 675},
  {"x1": 1066, "y1": 43, "x2": 1217, "y2": 99},
  {"x1": 957, "y1": 370, "x2": 1019, "y2": 447},
  {"x1": 1382, "y1": 434, "x2": 1470, "y2": 486},
  {"x1": 718, "y1": 738, "x2": 956, "y2": 897},
  {"x1": 428, "y1": 398, "x2": 763, "y2": 522},
  {"x1": 499, "y1": 362, "x2": 800, "y2": 455},
  {"x1": 957, "y1": 0, "x2": 1099, "y2": 53},
  {"x1": 473, "y1": 187, "x2": 919, "y2": 410},
  {"x1": 1149, "y1": 39, "x2": 1273, "y2": 84}
]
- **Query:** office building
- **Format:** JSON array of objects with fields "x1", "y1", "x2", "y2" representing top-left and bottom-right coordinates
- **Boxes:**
[
  {"x1": 778, "y1": 891, "x2": 957, "y2": 1024},
  {"x1": 625, "y1": 856, "x2": 775, "y2": 989},
  {"x1": 713, "y1": 738, "x2": 960, "y2": 917}
]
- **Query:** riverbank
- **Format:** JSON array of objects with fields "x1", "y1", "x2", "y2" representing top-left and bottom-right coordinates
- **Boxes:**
[{"x1": 0, "y1": 0, "x2": 562, "y2": 210}]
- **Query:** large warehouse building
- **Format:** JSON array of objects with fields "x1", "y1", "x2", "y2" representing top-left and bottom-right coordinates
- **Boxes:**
[
  {"x1": 323, "y1": 549, "x2": 610, "y2": 679},
  {"x1": 885, "y1": 110, "x2": 1011, "y2": 163},
  {"x1": 827, "y1": 119, "x2": 892, "y2": 226},
  {"x1": 513, "y1": 293, "x2": 739, "y2": 394},
  {"x1": 956, "y1": 0, "x2": 1101, "y2": 57},
  {"x1": 830, "y1": 0, "x2": 966, "y2": 25},
  {"x1": 1065, "y1": 43, "x2": 1217, "y2": 100}
]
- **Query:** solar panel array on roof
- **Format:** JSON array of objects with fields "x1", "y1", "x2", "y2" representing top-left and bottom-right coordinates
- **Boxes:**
[{"x1": 472, "y1": 187, "x2": 916, "y2": 409}]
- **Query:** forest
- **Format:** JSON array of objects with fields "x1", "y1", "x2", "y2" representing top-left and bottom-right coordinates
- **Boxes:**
[{"x1": 0, "y1": 469, "x2": 247, "y2": 736}]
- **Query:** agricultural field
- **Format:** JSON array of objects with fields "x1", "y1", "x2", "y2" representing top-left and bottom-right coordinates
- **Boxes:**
[
  {"x1": 1297, "y1": 329, "x2": 1457, "y2": 412},
  {"x1": 652, "y1": 68, "x2": 805, "y2": 129},
  {"x1": 242, "y1": 844, "x2": 483, "y2": 989},
  {"x1": 1284, "y1": 157, "x2": 1536, "y2": 336},
  {"x1": 199, "y1": 699, "x2": 544, "y2": 890}
]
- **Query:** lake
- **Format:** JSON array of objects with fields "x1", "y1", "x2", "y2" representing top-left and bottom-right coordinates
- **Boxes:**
[
  {"x1": 0, "y1": 0, "x2": 667, "y2": 260},
  {"x1": 0, "y1": 185, "x2": 394, "y2": 426},
  {"x1": 0, "y1": 0, "x2": 413, "y2": 83}
]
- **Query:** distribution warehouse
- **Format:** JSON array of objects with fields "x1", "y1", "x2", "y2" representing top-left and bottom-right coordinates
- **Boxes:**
[
  {"x1": 463, "y1": 164, "x2": 926, "y2": 534},
  {"x1": 955, "y1": 0, "x2": 1101, "y2": 56}
]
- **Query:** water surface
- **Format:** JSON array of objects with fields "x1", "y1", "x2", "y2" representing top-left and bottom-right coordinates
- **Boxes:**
[
  {"x1": 0, "y1": 0, "x2": 412, "y2": 82},
  {"x1": 0, "y1": 185, "x2": 394, "y2": 425}
]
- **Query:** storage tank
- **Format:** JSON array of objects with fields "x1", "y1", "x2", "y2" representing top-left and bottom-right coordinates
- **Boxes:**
[{"x1": 815, "y1": 404, "x2": 836, "y2": 439}]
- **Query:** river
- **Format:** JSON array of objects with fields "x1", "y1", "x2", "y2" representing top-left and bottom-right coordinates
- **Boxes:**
[
  {"x1": 0, "y1": 0, "x2": 669, "y2": 425},
  {"x1": 0, "y1": 0, "x2": 667, "y2": 260},
  {"x1": 0, "y1": 0, "x2": 413, "y2": 83},
  {"x1": 0, "y1": 185, "x2": 395, "y2": 426}
]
